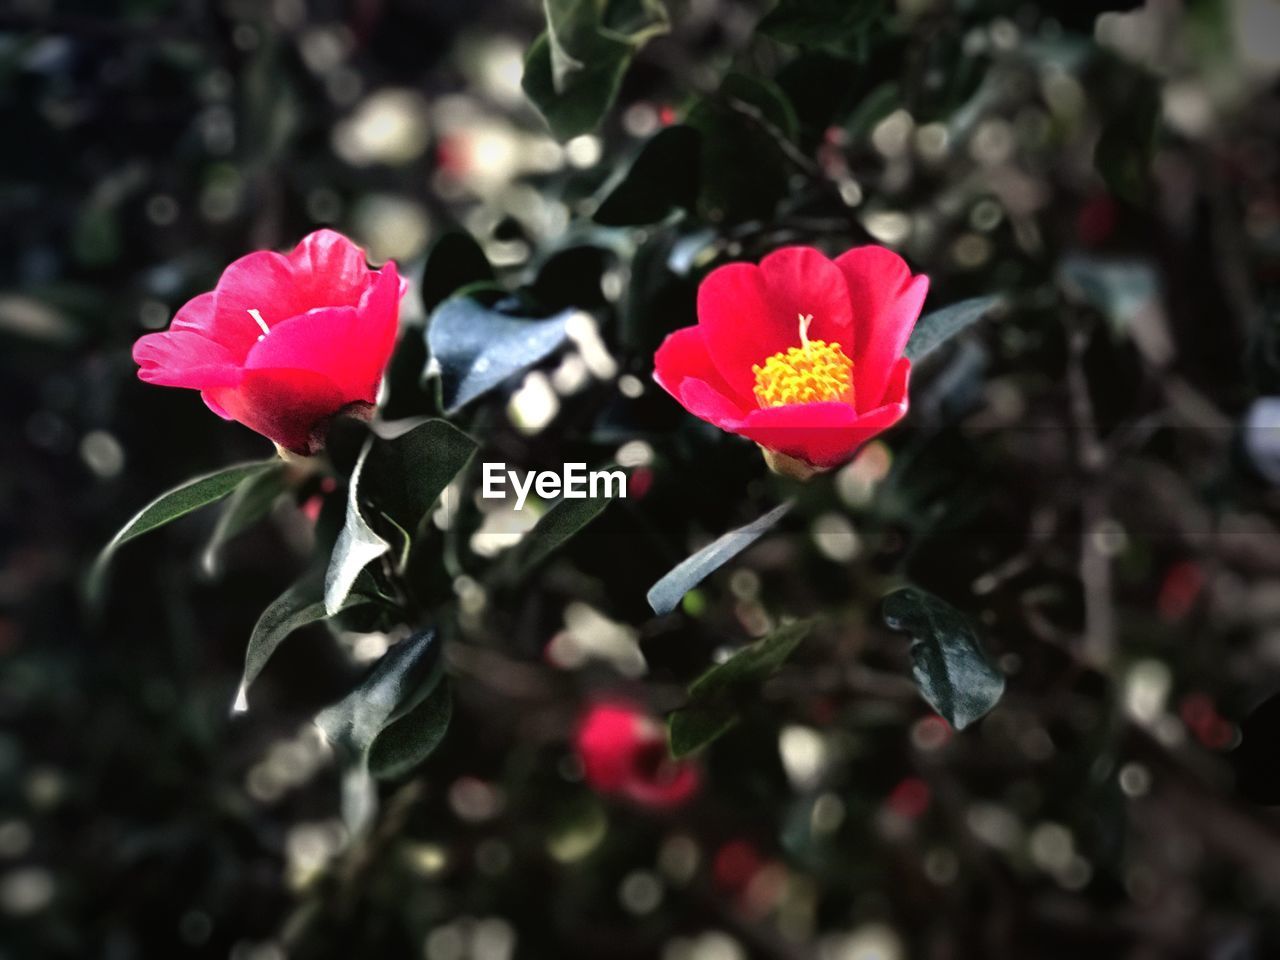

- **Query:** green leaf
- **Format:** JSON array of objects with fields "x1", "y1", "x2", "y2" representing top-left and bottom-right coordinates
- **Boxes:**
[
  {"x1": 90, "y1": 460, "x2": 277, "y2": 600},
  {"x1": 904, "y1": 295, "x2": 1007, "y2": 363},
  {"x1": 881, "y1": 587, "x2": 1005, "y2": 730},
  {"x1": 647, "y1": 502, "x2": 791, "y2": 616},
  {"x1": 668, "y1": 620, "x2": 812, "y2": 757},
  {"x1": 368, "y1": 681, "x2": 453, "y2": 780},
  {"x1": 201, "y1": 463, "x2": 291, "y2": 576},
  {"x1": 427, "y1": 297, "x2": 575, "y2": 414},
  {"x1": 621, "y1": 223, "x2": 711, "y2": 353},
  {"x1": 316, "y1": 628, "x2": 446, "y2": 762},
  {"x1": 593, "y1": 125, "x2": 701, "y2": 226},
  {"x1": 686, "y1": 74, "x2": 799, "y2": 223},
  {"x1": 508, "y1": 493, "x2": 613, "y2": 578},
  {"x1": 363, "y1": 419, "x2": 478, "y2": 537},
  {"x1": 233, "y1": 573, "x2": 377, "y2": 713},
  {"x1": 522, "y1": 0, "x2": 670, "y2": 140},
  {"x1": 324, "y1": 444, "x2": 391, "y2": 616},
  {"x1": 316, "y1": 629, "x2": 449, "y2": 829},
  {"x1": 420, "y1": 232, "x2": 494, "y2": 315},
  {"x1": 759, "y1": 0, "x2": 888, "y2": 50}
]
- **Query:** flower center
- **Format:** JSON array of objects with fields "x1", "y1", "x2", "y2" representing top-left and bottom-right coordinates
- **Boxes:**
[
  {"x1": 248, "y1": 308, "x2": 270, "y2": 342},
  {"x1": 752, "y1": 314, "x2": 855, "y2": 409}
]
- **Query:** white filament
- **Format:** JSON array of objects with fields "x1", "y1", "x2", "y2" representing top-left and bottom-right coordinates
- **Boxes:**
[{"x1": 248, "y1": 308, "x2": 270, "y2": 341}]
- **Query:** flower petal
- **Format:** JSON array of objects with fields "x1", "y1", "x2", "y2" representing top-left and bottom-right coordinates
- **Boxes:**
[
  {"x1": 696, "y1": 262, "x2": 782, "y2": 400},
  {"x1": 285, "y1": 229, "x2": 374, "y2": 307},
  {"x1": 697, "y1": 248, "x2": 853, "y2": 400},
  {"x1": 205, "y1": 368, "x2": 347, "y2": 454},
  {"x1": 757, "y1": 246, "x2": 853, "y2": 347},
  {"x1": 168, "y1": 292, "x2": 218, "y2": 338},
  {"x1": 132, "y1": 330, "x2": 242, "y2": 389},
  {"x1": 654, "y1": 326, "x2": 748, "y2": 427},
  {"x1": 243, "y1": 264, "x2": 401, "y2": 405},
  {"x1": 207, "y1": 250, "x2": 305, "y2": 357},
  {"x1": 723, "y1": 362, "x2": 911, "y2": 470},
  {"x1": 835, "y1": 246, "x2": 928, "y2": 408}
]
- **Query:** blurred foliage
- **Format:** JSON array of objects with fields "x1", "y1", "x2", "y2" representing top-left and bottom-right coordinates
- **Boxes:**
[{"x1": 4, "y1": 0, "x2": 1280, "y2": 959}]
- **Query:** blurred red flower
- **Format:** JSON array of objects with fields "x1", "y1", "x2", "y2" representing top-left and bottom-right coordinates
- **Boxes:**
[
  {"x1": 575, "y1": 702, "x2": 698, "y2": 809},
  {"x1": 653, "y1": 245, "x2": 928, "y2": 477},
  {"x1": 133, "y1": 229, "x2": 404, "y2": 455}
]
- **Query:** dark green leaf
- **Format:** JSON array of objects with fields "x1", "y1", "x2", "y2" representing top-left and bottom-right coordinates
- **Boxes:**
[
  {"x1": 316, "y1": 628, "x2": 445, "y2": 761},
  {"x1": 90, "y1": 460, "x2": 277, "y2": 600},
  {"x1": 368, "y1": 681, "x2": 453, "y2": 780},
  {"x1": 363, "y1": 419, "x2": 478, "y2": 536},
  {"x1": 427, "y1": 297, "x2": 575, "y2": 414},
  {"x1": 508, "y1": 493, "x2": 613, "y2": 577},
  {"x1": 420, "y1": 232, "x2": 493, "y2": 315},
  {"x1": 687, "y1": 74, "x2": 799, "y2": 223},
  {"x1": 593, "y1": 125, "x2": 701, "y2": 226},
  {"x1": 647, "y1": 502, "x2": 791, "y2": 615},
  {"x1": 904, "y1": 295, "x2": 1006, "y2": 363},
  {"x1": 317, "y1": 629, "x2": 448, "y2": 829},
  {"x1": 201, "y1": 462, "x2": 291, "y2": 576},
  {"x1": 324, "y1": 445, "x2": 391, "y2": 616},
  {"x1": 233, "y1": 573, "x2": 377, "y2": 713},
  {"x1": 621, "y1": 224, "x2": 710, "y2": 352},
  {"x1": 522, "y1": 32, "x2": 630, "y2": 142},
  {"x1": 668, "y1": 620, "x2": 812, "y2": 757},
  {"x1": 521, "y1": 0, "x2": 669, "y2": 140},
  {"x1": 842, "y1": 81, "x2": 900, "y2": 140},
  {"x1": 881, "y1": 587, "x2": 1004, "y2": 730}
]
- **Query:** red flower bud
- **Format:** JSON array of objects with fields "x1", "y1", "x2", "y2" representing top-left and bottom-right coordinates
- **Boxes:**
[
  {"x1": 133, "y1": 229, "x2": 405, "y2": 455},
  {"x1": 575, "y1": 703, "x2": 698, "y2": 809},
  {"x1": 653, "y1": 245, "x2": 928, "y2": 475}
]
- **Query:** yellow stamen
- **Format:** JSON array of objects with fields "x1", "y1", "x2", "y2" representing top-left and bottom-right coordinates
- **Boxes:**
[{"x1": 752, "y1": 313, "x2": 855, "y2": 408}]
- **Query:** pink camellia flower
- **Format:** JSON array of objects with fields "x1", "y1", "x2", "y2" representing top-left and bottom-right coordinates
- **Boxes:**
[
  {"x1": 575, "y1": 702, "x2": 698, "y2": 809},
  {"x1": 133, "y1": 229, "x2": 404, "y2": 455},
  {"x1": 653, "y1": 245, "x2": 928, "y2": 478}
]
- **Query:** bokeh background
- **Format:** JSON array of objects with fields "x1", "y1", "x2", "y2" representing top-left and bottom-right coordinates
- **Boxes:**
[{"x1": 4, "y1": 0, "x2": 1280, "y2": 958}]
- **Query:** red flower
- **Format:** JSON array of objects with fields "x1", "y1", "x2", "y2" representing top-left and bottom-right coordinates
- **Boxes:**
[
  {"x1": 575, "y1": 703, "x2": 698, "y2": 809},
  {"x1": 653, "y1": 245, "x2": 928, "y2": 477},
  {"x1": 133, "y1": 229, "x2": 404, "y2": 455}
]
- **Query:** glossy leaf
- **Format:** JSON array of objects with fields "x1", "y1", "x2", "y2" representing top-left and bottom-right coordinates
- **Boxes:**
[
  {"x1": 363, "y1": 419, "x2": 478, "y2": 536},
  {"x1": 522, "y1": 0, "x2": 669, "y2": 140},
  {"x1": 904, "y1": 295, "x2": 1006, "y2": 363},
  {"x1": 593, "y1": 125, "x2": 701, "y2": 226},
  {"x1": 508, "y1": 493, "x2": 612, "y2": 577},
  {"x1": 668, "y1": 620, "x2": 812, "y2": 757},
  {"x1": 420, "y1": 232, "x2": 494, "y2": 315},
  {"x1": 316, "y1": 628, "x2": 445, "y2": 762},
  {"x1": 687, "y1": 73, "x2": 799, "y2": 223},
  {"x1": 90, "y1": 460, "x2": 277, "y2": 600},
  {"x1": 647, "y1": 501, "x2": 791, "y2": 616},
  {"x1": 324, "y1": 445, "x2": 390, "y2": 616},
  {"x1": 368, "y1": 681, "x2": 453, "y2": 780},
  {"x1": 233, "y1": 573, "x2": 377, "y2": 713},
  {"x1": 427, "y1": 298, "x2": 575, "y2": 414},
  {"x1": 881, "y1": 587, "x2": 1004, "y2": 730},
  {"x1": 201, "y1": 462, "x2": 290, "y2": 576}
]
